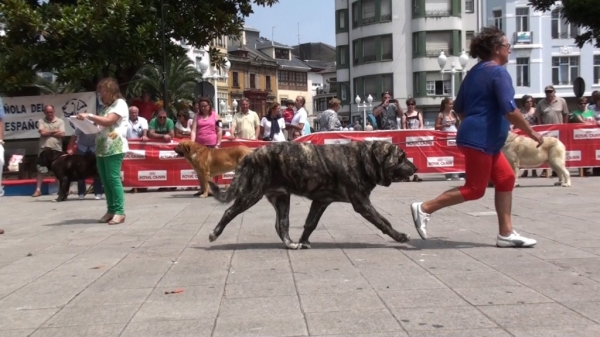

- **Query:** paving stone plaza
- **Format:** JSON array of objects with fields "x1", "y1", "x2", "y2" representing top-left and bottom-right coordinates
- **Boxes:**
[{"x1": 1, "y1": 175, "x2": 600, "y2": 337}]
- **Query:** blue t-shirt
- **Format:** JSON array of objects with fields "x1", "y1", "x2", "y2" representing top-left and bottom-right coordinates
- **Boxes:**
[
  {"x1": 454, "y1": 61, "x2": 516, "y2": 155},
  {"x1": 0, "y1": 96, "x2": 5, "y2": 119}
]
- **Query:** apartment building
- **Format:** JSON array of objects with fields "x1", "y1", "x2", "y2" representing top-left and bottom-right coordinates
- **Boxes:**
[
  {"x1": 484, "y1": 0, "x2": 600, "y2": 106},
  {"x1": 335, "y1": 0, "x2": 481, "y2": 127}
]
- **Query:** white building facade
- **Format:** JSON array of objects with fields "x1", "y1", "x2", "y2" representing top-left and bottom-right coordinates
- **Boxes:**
[
  {"x1": 335, "y1": 0, "x2": 481, "y2": 128},
  {"x1": 483, "y1": 0, "x2": 600, "y2": 105}
]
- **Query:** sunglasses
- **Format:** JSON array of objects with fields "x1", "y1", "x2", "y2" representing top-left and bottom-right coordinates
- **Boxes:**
[
  {"x1": 158, "y1": 116, "x2": 167, "y2": 119},
  {"x1": 545, "y1": 91, "x2": 554, "y2": 94},
  {"x1": 407, "y1": 103, "x2": 416, "y2": 106}
]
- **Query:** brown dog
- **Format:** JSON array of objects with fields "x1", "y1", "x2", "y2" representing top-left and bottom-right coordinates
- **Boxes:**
[{"x1": 174, "y1": 140, "x2": 253, "y2": 198}]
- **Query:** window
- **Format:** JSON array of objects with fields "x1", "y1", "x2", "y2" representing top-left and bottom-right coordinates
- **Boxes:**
[
  {"x1": 266, "y1": 75, "x2": 271, "y2": 90},
  {"x1": 338, "y1": 10, "x2": 346, "y2": 30},
  {"x1": 425, "y1": 31, "x2": 452, "y2": 57},
  {"x1": 232, "y1": 72, "x2": 240, "y2": 88},
  {"x1": 465, "y1": 31, "x2": 474, "y2": 52},
  {"x1": 362, "y1": 0, "x2": 376, "y2": 24},
  {"x1": 275, "y1": 48, "x2": 289, "y2": 60},
  {"x1": 426, "y1": 78, "x2": 451, "y2": 96},
  {"x1": 425, "y1": 0, "x2": 451, "y2": 17},
  {"x1": 353, "y1": 73, "x2": 393, "y2": 99},
  {"x1": 594, "y1": 55, "x2": 600, "y2": 85},
  {"x1": 250, "y1": 74, "x2": 256, "y2": 89},
  {"x1": 465, "y1": 0, "x2": 474, "y2": 13},
  {"x1": 353, "y1": 0, "x2": 393, "y2": 28},
  {"x1": 278, "y1": 71, "x2": 307, "y2": 91},
  {"x1": 363, "y1": 38, "x2": 377, "y2": 62},
  {"x1": 516, "y1": 58, "x2": 530, "y2": 87},
  {"x1": 337, "y1": 45, "x2": 349, "y2": 67},
  {"x1": 381, "y1": 35, "x2": 393, "y2": 60},
  {"x1": 552, "y1": 56, "x2": 579, "y2": 86},
  {"x1": 413, "y1": 73, "x2": 420, "y2": 95},
  {"x1": 336, "y1": 9, "x2": 348, "y2": 33},
  {"x1": 353, "y1": 40, "x2": 360, "y2": 65},
  {"x1": 353, "y1": 34, "x2": 393, "y2": 65},
  {"x1": 493, "y1": 10, "x2": 502, "y2": 31},
  {"x1": 515, "y1": 8, "x2": 529, "y2": 32},
  {"x1": 412, "y1": 33, "x2": 420, "y2": 55},
  {"x1": 551, "y1": 9, "x2": 577, "y2": 39},
  {"x1": 352, "y1": 2, "x2": 359, "y2": 27}
]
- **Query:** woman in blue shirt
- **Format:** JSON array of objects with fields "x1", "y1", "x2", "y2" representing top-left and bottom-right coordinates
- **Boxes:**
[{"x1": 410, "y1": 26, "x2": 544, "y2": 248}]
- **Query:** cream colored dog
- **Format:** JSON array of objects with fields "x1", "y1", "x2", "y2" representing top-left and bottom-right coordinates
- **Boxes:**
[{"x1": 502, "y1": 131, "x2": 571, "y2": 187}]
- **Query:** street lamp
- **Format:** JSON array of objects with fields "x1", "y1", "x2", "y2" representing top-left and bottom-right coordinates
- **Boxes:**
[
  {"x1": 355, "y1": 94, "x2": 373, "y2": 129},
  {"x1": 437, "y1": 50, "x2": 470, "y2": 99},
  {"x1": 160, "y1": 0, "x2": 168, "y2": 111},
  {"x1": 198, "y1": 56, "x2": 231, "y2": 112},
  {"x1": 219, "y1": 99, "x2": 238, "y2": 130}
]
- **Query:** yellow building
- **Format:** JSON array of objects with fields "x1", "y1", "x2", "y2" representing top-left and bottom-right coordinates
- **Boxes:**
[{"x1": 227, "y1": 47, "x2": 279, "y2": 118}]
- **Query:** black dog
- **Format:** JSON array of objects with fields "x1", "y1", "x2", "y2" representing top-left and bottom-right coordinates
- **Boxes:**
[
  {"x1": 37, "y1": 148, "x2": 99, "y2": 202},
  {"x1": 207, "y1": 141, "x2": 417, "y2": 249}
]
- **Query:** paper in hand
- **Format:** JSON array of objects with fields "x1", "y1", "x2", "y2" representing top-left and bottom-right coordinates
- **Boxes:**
[{"x1": 69, "y1": 116, "x2": 100, "y2": 134}]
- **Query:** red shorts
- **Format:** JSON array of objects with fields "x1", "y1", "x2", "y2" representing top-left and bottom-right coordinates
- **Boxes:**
[{"x1": 458, "y1": 146, "x2": 515, "y2": 201}]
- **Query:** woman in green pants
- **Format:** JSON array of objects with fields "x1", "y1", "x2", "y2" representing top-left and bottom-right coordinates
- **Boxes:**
[{"x1": 77, "y1": 77, "x2": 129, "y2": 225}]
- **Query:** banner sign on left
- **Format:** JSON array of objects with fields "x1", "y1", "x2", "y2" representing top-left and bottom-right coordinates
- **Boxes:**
[{"x1": 2, "y1": 92, "x2": 98, "y2": 140}]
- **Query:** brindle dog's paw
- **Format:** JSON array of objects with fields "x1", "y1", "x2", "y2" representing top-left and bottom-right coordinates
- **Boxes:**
[
  {"x1": 208, "y1": 232, "x2": 218, "y2": 242},
  {"x1": 397, "y1": 234, "x2": 411, "y2": 243},
  {"x1": 286, "y1": 242, "x2": 301, "y2": 250},
  {"x1": 299, "y1": 242, "x2": 312, "y2": 249}
]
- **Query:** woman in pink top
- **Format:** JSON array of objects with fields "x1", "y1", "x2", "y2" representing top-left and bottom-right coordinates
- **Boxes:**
[{"x1": 191, "y1": 97, "x2": 222, "y2": 148}]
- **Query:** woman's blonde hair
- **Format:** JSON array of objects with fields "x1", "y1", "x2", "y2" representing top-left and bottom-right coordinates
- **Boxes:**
[
  {"x1": 268, "y1": 102, "x2": 281, "y2": 114},
  {"x1": 97, "y1": 77, "x2": 123, "y2": 105},
  {"x1": 328, "y1": 98, "x2": 341, "y2": 109}
]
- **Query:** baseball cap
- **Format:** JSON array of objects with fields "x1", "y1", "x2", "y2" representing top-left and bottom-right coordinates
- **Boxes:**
[{"x1": 544, "y1": 85, "x2": 555, "y2": 92}]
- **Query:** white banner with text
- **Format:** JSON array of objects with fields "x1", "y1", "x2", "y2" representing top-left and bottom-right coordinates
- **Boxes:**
[{"x1": 2, "y1": 92, "x2": 97, "y2": 140}]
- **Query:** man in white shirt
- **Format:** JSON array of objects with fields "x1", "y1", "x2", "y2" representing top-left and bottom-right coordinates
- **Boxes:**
[
  {"x1": 287, "y1": 96, "x2": 308, "y2": 139},
  {"x1": 230, "y1": 98, "x2": 260, "y2": 139},
  {"x1": 126, "y1": 106, "x2": 149, "y2": 140}
]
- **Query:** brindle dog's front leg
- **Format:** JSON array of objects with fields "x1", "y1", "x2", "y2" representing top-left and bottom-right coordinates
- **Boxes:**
[
  {"x1": 298, "y1": 201, "x2": 331, "y2": 249},
  {"x1": 351, "y1": 198, "x2": 410, "y2": 243}
]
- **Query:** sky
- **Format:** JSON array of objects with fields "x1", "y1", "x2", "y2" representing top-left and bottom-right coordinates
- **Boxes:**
[{"x1": 245, "y1": 0, "x2": 335, "y2": 47}]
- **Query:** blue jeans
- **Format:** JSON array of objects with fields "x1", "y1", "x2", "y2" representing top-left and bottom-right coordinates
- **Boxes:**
[{"x1": 77, "y1": 148, "x2": 104, "y2": 196}]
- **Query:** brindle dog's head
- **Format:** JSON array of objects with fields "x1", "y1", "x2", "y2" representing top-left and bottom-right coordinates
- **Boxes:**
[
  {"x1": 368, "y1": 141, "x2": 417, "y2": 186},
  {"x1": 174, "y1": 139, "x2": 197, "y2": 158},
  {"x1": 37, "y1": 148, "x2": 64, "y2": 168}
]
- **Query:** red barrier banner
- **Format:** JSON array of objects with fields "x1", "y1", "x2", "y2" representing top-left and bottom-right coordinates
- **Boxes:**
[{"x1": 121, "y1": 124, "x2": 600, "y2": 188}]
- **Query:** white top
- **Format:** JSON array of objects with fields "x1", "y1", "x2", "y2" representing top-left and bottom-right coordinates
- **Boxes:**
[
  {"x1": 260, "y1": 117, "x2": 286, "y2": 142},
  {"x1": 291, "y1": 107, "x2": 308, "y2": 135},
  {"x1": 96, "y1": 98, "x2": 129, "y2": 157},
  {"x1": 126, "y1": 116, "x2": 149, "y2": 139},
  {"x1": 175, "y1": 119, "x2": 193, "y2": 133}
]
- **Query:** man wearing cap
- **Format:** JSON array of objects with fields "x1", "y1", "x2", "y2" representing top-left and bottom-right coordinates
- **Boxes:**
[
  {"x1": 534, "y1": 85, "x2": 569, "y2": 178},
  {"x1": 534, "y1": 85, "x2": 569, "y2": 125}
]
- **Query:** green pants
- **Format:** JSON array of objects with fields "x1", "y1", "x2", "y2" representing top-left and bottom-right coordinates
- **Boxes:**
[{"x1": 97, "y1": 153, "x2": 125, "y2": 215}]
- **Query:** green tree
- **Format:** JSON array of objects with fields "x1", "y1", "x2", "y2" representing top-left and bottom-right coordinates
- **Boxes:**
[
  {"x1": 33, "y1": 76, "x2": 84, "y2": 95},
  {"x1": 0, "y1": 0, "x2": 278, "y2": 95},
  {"x1": 529, "y1": 0, "x2": 600, "y2": 48},
  {"x1": 127, "y1": 56, "x2": 200, "y2": 117}
]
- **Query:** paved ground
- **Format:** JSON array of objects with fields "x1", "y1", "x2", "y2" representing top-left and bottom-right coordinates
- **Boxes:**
[{"x1": 1, "y1": 174, "x2": 600, "y2": 337}]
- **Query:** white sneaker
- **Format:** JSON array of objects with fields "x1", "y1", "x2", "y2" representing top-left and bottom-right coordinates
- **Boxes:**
[
  {"x1": 496, "y1": 231, "x2": 537, "y2": 248},
  {"x1": 410, "y1": 202, "x2": 430, "y2": 240},
  {"x1": 95, "y1": 195, "x2": 102, "y2": 200},
  {"x1": 78, "y1": 195, "x2": 85, "y2": 200}
]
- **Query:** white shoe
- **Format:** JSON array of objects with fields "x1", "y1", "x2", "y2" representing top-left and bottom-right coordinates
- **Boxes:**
[
  {"x1": 496, "y1": 231, "x2": 537, "y2": 248},
  {"x1": 78, "y1": 195, "x2": 85, "y2": 200},
  {"x1": 410, "y1": 202, "x2": 430, "y2": 240},
  {"x1": 95, "y1": 195, "x2": 102, "y2": 200}
]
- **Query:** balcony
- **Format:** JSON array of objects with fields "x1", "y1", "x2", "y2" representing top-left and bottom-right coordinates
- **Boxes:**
[
  {"x1": 426, "y1": 49, "x2": 447, "y2": 57},
  {"x1": 425, "y1": 9, "x2": 451, "y2": 17}
]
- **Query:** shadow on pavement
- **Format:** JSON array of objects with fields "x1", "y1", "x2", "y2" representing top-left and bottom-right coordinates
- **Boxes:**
[{"x1": 44, "y1": 219, "x2": 100, "y2": 226}]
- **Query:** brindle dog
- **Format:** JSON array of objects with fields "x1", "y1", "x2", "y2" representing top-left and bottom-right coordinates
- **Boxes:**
[{"x1": 207, "y1": 141, "x2": 417, "y2": 249}]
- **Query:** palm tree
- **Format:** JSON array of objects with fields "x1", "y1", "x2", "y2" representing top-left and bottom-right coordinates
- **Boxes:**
[
  {"x1": 33, "y1": 75, "x2": 84, "y2": 95},
  {"x1": 127, "y1": 56, "x2": 201, "y2": 117}
]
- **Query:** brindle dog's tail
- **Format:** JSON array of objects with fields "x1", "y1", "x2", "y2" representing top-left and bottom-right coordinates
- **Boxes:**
[{"x1": 208, "y1": 153, "x2": 269, "y2": 204}]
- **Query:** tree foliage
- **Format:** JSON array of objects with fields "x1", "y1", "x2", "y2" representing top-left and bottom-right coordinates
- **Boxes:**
[
  {"x1": 528, "y1": 0, "x2": 600, "y2": 48},
  {"x1": 0, "y1": 0, "x2": 278, "y2": 95},
  {"x1": 126, "y1": 56, "x2": 201, "y2": 117}
]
